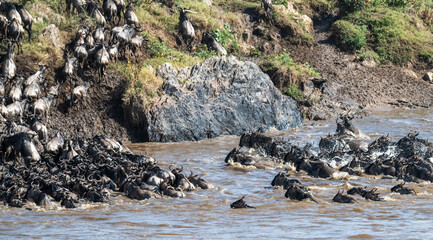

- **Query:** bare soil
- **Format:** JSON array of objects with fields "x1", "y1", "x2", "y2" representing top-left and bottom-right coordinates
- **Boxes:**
[{"x1": 287, "y1": 15, "x2": 433, "y2": 110}]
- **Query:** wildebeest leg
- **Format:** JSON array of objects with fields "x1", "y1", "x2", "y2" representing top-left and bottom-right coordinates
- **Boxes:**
[
  {"x1": 69, "y1": 76, "x2": 74, "y2": 108},
  {"x1": 27, "y1": 24, "x2": 32, "y2": 42}
]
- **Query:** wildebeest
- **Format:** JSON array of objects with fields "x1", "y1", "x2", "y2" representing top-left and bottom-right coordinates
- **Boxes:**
[
  {"x1": 24, "y1": 65, "x2": 46, "y2": 87},
  {"x1": 103, "y1": 0, "x2": 117, "y2": 25},
  {"x1": 93, "y1": 25, "x2": 105, "y2": 44},
  {"x1": 187, "y1": 171, "x2": 214, "y2": 189},
  {"x1": 178, "y1": 8, "x2": 195, "y2": 49},
  {"x1": 23, "y1": 82, "x2": 42, "y2": 101},
  {"x1": 261, "y1": 0, "x2": 273, "y2": 21},
  {"x1": 113, "y1": 0, "x2": 125, "y2": 24},
  {"x1": 7, "y1": 18, "x2": 25, "y2": 53},
  {"x1": 72, "y1": 84, "x2": 89, "y2": 104},
  {"x1": 46, "y1": 132, "x2": 64, "y2": 153},
  {"x1": 230, "y1": 195, "x2": 255, "y2": 209},
  {"x1": 124, "y1": 4, "x2": 139, "y2": 27},
  {"x1": 16, "y1": 4, "x2": 33, "y2": 41},
  {"x1": 2, "y1": 41, "x2": 16, "y2": 80},
  {"x1": 2, "y1": 132, "x2": 41, "y2": 163},
  {"x1": 0, "y1": 80, "x2": 4, "y2": 97},
  {"x1": 95, "y1": 44, "x2": 110, "y2": 79},
  {"x1": 3, "y1": 99, "x2": 27, "y2": 120},
  {"x1": 9, "y1": 81, "x2": 22, "y2": 103},
  {"x1": 74, "y1": 44, "x2": 88, "y2": 73},
  {"x1": 391, "y1": 182, "x2": 416, "y2": 195},
  {"x1": 333, "y1": 190, "x2": 357, "y2": 203},
  {"x1": 33, "y1": 96, "x2": 55, "y2": 121},
  {"x1": 271, "y1": 172, "x2": 301, "y2": 189},
  {"x1": 170, "y1": 165, "x2": 195, "y2": 191},
  {"x1": 5, "y1": 3, "x2": 22, "y2": 25},
  {"x1": 0, "y1": 14, "x2": 8, "y2": 37},
  {"x1": 31, "y1": 117, "x2": 48, "y2": 142},
  {"x1": 202, "y1": 32, "x2": 227, "y2": 56},
  {"x1": 285, "y1": 185, "x2": 318, "y2": 203},
  {"x1": 159, "y1": 180, "x2": 185, "y2": 198}
]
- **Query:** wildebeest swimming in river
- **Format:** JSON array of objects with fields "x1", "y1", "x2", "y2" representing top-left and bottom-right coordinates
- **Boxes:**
[
  {"x1": 391, "y1": 182, "x2": 416, "y2": 195},
  {"x1": 230, "y1": 195, "x2": 255, "y2": 209},
  {"x1": 187, "y1": 171, "x2": 214, "y2": 189},
  {"x1": 333, "y1": 190, "x2": 357, "y2": 203},
  {"x1": 285, "y1": 185, "x2": 318, "y2": 203},
  {"x1": 271, "y1": 172, "x2": 302, "y2": 189},
  {"x1": 348, "y1": 187, "x2": 383, "y2": 201}
]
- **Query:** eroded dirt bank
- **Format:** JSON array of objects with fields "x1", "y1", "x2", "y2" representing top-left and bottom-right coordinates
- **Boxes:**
[
  {"x1": 288, "y1": 15, "x2": 433, "y2": 110},
  {"x1": 39, "y1": 12, "x2": 433, "y2": 143}
]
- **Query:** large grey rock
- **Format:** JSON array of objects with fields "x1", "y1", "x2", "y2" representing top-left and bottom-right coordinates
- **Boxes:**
[{"x1": 143, "y1": 56, "x2": 302, "y2": 142}]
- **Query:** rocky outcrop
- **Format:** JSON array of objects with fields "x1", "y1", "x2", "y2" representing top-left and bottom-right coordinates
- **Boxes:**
[
  {"x1": 136, "y1": 56, "x2": 302, "y2": 142},
  {"x1": 41, "y1": 24, "x2": 62, "y2": 48}
]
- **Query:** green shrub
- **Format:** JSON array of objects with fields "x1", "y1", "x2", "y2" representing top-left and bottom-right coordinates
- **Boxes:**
[
  {"x1": 360, "y1": 50, "x2": 380, "y2": 63},
  {"x1": 332, "y1": 20, "x2": 367, "y2": 52},
  {"x1": 336, "y1": 0, "x2": 367, "y2": 15},
  {"x1": 194, "y1": 44, "x2": 218, "y2": 59},
  {"x1": 419, "y1": 51, "x2": 433, "y2": 64},
  {"x1": 284, "y1": 84, "x2": 307, "y2": 101},
  {"x1": 148, "y1": 40, "x2": 172, "y2": 59},
  {"x1": 385, "y1": 0, "x2": 408, "y2": 8}
]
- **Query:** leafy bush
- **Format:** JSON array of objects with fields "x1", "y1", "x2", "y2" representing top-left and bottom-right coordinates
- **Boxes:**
[
  {"x1": 332, "y1": 6, "x2": 433, "y2": 65},
  {"x1": 385, "y1": 0, "x2": 408, "y2": 8},
  {"x1": 284, "y1": 84, "x2": 307, "y2": 101},
  {"x1": 213, "y1": 24, "x2": 240, "y2": 53},
  {"x1": 194, "y1": 45, "x2": 217, "y2": 59},
  {"x1": 148, "y1": 40, "x2": 172, "y2": 59},
  {"x1": 332, "y1": 20, "x2": 367, "y2": 52},
  {"x1": 336, "y1": 0, "x2": 367, "y2": 15}
]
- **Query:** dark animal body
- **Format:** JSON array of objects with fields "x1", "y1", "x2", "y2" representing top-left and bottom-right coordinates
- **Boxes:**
[{"x1": 230, "y1": 195, "x2": 255, "y2": 209}]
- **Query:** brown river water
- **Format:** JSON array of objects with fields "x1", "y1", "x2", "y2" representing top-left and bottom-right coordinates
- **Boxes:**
[{"x1": 1, "y1": 109, "x2": 433, "y2": 239}]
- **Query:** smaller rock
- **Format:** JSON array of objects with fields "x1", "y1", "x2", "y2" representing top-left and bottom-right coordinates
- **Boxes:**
[
  {"x1": 41, "y1": 24, "x2": 62, "y2": 47},
  {"x1": 302, "y1": 80, "x2": 315, "y2": 96},
  {"x1": 157, "y1": 63, "x2": 178, "y2": 79},
  {"x1": 422, "y1": 72, "x2": 433, "y2": 83},
  {"x1": 361, "y1": 60, "x2": 376, "y2": 68}
]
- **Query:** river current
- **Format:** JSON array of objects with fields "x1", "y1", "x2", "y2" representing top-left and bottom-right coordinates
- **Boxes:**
[{"x1": 1, "y1": 109, "x2": 433, "y2": 239}]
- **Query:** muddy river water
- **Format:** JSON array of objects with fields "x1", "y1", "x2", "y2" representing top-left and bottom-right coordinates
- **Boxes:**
[{"x1": 1, "y1": 109, "x2": 433, "y2": 239}]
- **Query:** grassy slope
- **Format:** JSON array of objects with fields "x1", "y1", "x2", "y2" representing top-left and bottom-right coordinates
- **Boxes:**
[{"x1": 332, "y1": 0, "x2": 433, "y2": 65}]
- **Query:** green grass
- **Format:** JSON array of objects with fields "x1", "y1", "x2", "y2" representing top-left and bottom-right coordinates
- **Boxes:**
[
  {"x1": 273, "y1": 6, "x2": 316, "y2": 46},
  {"x1": 284, "y1": 84, "x2": 308, "y2": 101},
  {"x1": 260, "y1": 50, "x2": 321, "y2": 88},
  {"x1": 260, "y1": 50, "x2": 320, "y2": 77},
  {"x1": 213, "y1": 0, "x2": 260, "y2": 12},
  {"x1": 331, "y1": 20, "x2": 367, "y2": 52},
  {"x1": 332, "y1": 5, "x2": 433, "y2": 65}
]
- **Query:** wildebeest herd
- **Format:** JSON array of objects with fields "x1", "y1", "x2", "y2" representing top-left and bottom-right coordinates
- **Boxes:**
[
  {"x1": 0, "y1": 1, "x2": 426, "y2": 210},
  {"x1": 228, "y1": 116, "x2": 422, "y2": 208},
  {"x1": 0, "y1": 0, "x2": 219, "y2": 209}
]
